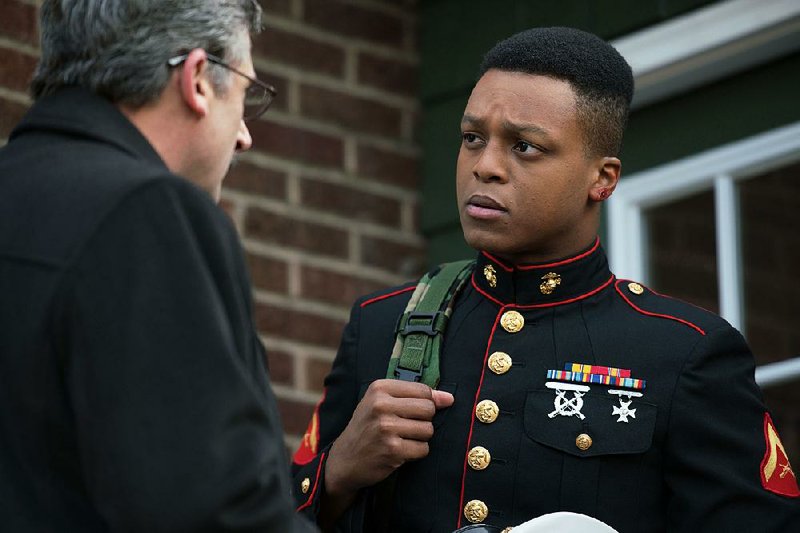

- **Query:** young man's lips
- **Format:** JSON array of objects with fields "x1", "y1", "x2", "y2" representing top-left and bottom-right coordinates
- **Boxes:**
[{"x1": 466, "y1": 195, "x2": 507, "y2": 219}]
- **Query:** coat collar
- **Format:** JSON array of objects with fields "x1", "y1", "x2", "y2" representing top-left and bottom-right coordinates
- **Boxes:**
[
  {"x1": 472, "y1": 238, "x2": 615, "y2": 308},
  {"x1": 10, "y1": 86, "x2": 166, "y2": 170}
]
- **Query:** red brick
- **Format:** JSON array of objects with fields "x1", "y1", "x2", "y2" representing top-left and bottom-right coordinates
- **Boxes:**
[
  {"x1": 224, "y1": 161, "x2": 287, "y2": 199},
  {"x1": 254, "y1": 67, "x2": 289, "y2": 113},
  {"x1": 303, "y1": 0, "x2": 404, "y2": 48},
  {"x1": 277, "y1": 397, "x2": 316, "y2": 435},
  {"x1": 265, "y1": 348, "x2": 294, "y2": 386},
  {"x1": 360, "y1": 235, "x2": 425, "y2": 277},
  {"x1": 0, "y1": 97, "x2": 29, "y2": 139},
  {"x1": 246, "y1": 253, "x2": 289, "y2": 294},
  {"x1": 307, "y1": 357, "x2": 334, "y2": 393},
  {"x1": 300, "y1": 265, "x2": 387, "y2": 307},
  {"x1": 244, "y1": 207, "x2": 349, "y2": 259},
  {"x1": 299, "y1": 176, "x2": 401, "y2": 227},
  {"x1": 0, "y1": 1, "x2": 39, "y2": 46},
  {"x1": 300, "y1": 85, "x2": 403, "y2": 137},
  {"x1": 357, "y1": 143, "x2": 419, "y2": 189},
  {"x1": 252, "y1": 26, "x2": 345, "y2": 77},
  {"x1": 357, "y1": 52, "x2": 417, "y2": 96},
  {"x1": 247, "y1": 119, "x2": 344, "y2": 169},
  {"x1": 260, "y1": 0, "x2": 293, "y2": 17},
  {"x1": 254, "y1": 302, "x2": 346, "y2": 349},
  {"x1": 0, "y1": 46, "x2": 37, "y2": 93}
]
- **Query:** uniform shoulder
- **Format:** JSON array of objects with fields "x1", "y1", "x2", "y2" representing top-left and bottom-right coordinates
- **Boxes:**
[
  {"x1": 357, "y1": 281, "x2": 417, "y2": 309},
  {"x1": 356, "y1": 260, "x2": 475, "y2": 310},
  {"x1": 613, "y1": 279, "x2": 730, "y2": 336}
]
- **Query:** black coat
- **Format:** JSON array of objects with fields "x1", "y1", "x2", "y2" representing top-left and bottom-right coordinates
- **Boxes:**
[
  {"x1": 291, "y1": 239, "x2": 799, "y2": 532},
  {"x1": 0, "y1": 88, "x2": 314, "y2": 532}
]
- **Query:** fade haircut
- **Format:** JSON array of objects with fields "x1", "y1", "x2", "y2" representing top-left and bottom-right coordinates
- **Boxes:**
[
  {"x1": 31, "y1": 0, "x2": 262, "y2": 106},
  {"x1": 479, "y1": 27, "x2": 633, "y2": 157}
]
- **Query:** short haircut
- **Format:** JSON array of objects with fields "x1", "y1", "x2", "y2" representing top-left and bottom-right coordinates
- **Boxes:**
[
  {"x1": 479, "y1": 27, "x2": 633, "y2": 157},
  {"x1": 31, "y1": 0, "x2": 262, "y2": 107}
]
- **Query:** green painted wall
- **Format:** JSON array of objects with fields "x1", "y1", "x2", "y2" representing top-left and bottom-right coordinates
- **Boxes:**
[{"x1": 418, "y1": 0, "x2": 800, "y2": 266}]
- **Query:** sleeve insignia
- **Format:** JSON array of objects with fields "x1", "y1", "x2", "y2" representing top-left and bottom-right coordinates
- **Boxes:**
[
  {"x1": 760, "y1": 412, "x2": 799, "y2": 497},
  {"x1": 292, "y1": 394, "x2": 323, "y2": 466}
]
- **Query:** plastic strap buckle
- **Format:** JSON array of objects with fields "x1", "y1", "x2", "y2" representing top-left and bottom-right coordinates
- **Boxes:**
[{"x1": 398, "y1": 311, "x2": 445, "y2": 337}]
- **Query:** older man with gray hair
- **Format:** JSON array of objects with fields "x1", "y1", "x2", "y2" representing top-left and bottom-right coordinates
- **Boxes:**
[{"x1": 0, "y1": 1, "x2": 314, "y2": 531}]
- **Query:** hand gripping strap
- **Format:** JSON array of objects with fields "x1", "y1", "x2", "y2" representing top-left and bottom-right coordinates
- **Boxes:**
[{"x1": 386, "y1": 260, "x2": 474, "y2": 388}]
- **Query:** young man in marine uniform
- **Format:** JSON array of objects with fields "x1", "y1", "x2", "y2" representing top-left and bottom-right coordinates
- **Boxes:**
[{"x1": 291, "y1": 27, "x2": 800, "y2": 532}]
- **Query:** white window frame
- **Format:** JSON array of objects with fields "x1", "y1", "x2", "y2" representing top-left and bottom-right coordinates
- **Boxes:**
[{"x1": 608, "y1": 121, "x2": 800, "y2": 387}]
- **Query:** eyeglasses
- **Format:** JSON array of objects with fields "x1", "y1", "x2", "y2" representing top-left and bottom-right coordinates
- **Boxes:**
[{"x1": 167, "y1": 52, "x2": 277, "y2": 121}]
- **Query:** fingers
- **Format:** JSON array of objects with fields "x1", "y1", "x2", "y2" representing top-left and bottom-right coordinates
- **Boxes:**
[
  {"x1": 368, "y1": 378, "x2": 435, "y2": 400},
  {"x1": 432, "y1": 390, "x2": 455, "y2": 409}
]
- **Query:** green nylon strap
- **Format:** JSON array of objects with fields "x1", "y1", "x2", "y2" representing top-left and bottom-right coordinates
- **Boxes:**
[{"x1": 385, "y1": 260, "x2": 474, "y2": 388}]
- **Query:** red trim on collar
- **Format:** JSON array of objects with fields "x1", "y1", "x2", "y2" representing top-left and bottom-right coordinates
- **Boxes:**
[
  {"x1": 296, "y1": 451, "x2": 327, "y2": 512},
  {"x1": 481, "y1": 251, "x2": 514, "y2": 272},
  {"x1": 470, "y1": 273, "x2": 615, "y2": 308},
  {"x1": 457, "y1": 309, "x2": 504, "y2": 529},
  {"x1": 518, "y1": 237, "x2": 601, "y2": 270},
  {"x1": 614, "y1": 281, "x2": 706, "y2": 335},
  {"x1": 480, "y1": 237, "x2": 601, "y2": 272},
  {"x1": 360, "y1": 286, "x2": 415, "y2": 308}
]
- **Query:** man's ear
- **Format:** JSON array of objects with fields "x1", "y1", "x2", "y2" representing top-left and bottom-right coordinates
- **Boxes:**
[
  {"x1": 178, "y1": 48, "x2": 212, "y2": 119},
  {"x1": 589, "y1": 156, "x2": 621, "y2": 202}
]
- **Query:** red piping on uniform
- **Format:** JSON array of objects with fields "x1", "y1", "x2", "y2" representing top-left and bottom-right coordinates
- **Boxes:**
[
  {"x1": 360, "y1": 285, "x2": 415, "y2": 308},
  {"x1": 470, "y1": 273, "x2": 615, "y2": 309},
  {"x1": 517, "y1": 237, "x2": 600, "y2": 270},
  {"x1": 481, "y1": 251, "x2": 514, "y2": 272},
  {"x1": 615, "y1": 281, "x2": 706, "y2": 335},
  {"x1": 456, "y1": 310, "x2": 504, "y2": 528},
  {"x1": 480, "y1": 237, "x2": 600, "y2": 271},
  {"x1": 296, "y1": 451, "x2": 326, "y2": 512}
]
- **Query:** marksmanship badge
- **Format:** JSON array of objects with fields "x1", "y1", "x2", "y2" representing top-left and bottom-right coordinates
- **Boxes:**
[{"x1": 546, "y1": 382, "x2": 590, "y2": 420}]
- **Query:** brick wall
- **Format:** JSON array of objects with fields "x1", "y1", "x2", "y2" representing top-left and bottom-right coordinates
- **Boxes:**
[{"x1": 0, "y1": 0, "x2": 425, "y2": 451}]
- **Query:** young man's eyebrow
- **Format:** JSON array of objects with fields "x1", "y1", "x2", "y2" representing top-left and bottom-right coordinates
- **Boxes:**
[{"x1": 461, "y1": 114, "x2": 551, "y2": 138}]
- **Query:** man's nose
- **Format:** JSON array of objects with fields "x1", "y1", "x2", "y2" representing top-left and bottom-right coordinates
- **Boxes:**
[
  {"x1": 472, "y1": 141, "x2": 508, "y2": 183},
  {"x1": 236, "y1": 119, "x2": 252, "y2": 152}
]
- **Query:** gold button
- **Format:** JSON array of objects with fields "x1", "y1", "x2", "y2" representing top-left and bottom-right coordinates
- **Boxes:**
[
  {"x1": 467, "y1": 446, "x2": 491, "y2": 470},
  {"x1": 488, "y1": 351, "x2": 512, "y2": 374},
  {"x1": 628, "y1": 282, "x2": 644, "y2": 295},
  {"x1": 502, "y1": 528, "x2": 514, "y2": 533},
  {"x1": 576, "y1": 433, "x2": 593, "y2": 451},
  {"x1": 300, "y1": 477, "x2": 311, "y2": 494},
  {"x1": 475, "y1": 399, "x2": 499, "y2": 424},
  {"x1": 539, "y1": 272, "x2": 561, "y2": 295},
  {"x1": 500, "y1": 310, "x2": 524, "y2": 333},
  {"x1": 464, "y1": 499, "x2": 489, "y2": 523}
]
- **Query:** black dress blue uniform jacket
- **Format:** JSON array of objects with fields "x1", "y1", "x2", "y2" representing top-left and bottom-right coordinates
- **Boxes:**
[
  {"x1": 292, "y1": 238, "x2": 799, "y2": 532},
  {"x1": 0, "y1": 87, "x2": 314, "y2": 532}
]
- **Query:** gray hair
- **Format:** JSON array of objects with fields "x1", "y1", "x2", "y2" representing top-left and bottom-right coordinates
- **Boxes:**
[{"x1": 31, "y1": 0, "x2": 262, "y2": 106}]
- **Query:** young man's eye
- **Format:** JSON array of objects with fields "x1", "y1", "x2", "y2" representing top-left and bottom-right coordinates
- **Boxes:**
[
  {"x1": 513, "y1": 140, "x2": 540, "y2": 154},
  {"x1": 462, "y1": 133, "x2": 481, "y2": 144}
]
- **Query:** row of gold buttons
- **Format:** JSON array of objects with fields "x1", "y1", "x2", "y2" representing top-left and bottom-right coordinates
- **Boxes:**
[{"x1": 463, "y1": 311, "x2": 524, "y2": 523}]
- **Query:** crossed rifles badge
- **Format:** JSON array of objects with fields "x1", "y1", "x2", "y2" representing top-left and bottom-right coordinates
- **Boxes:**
[{"x1": 545, "y1": 363, "x2": 646, "y2": 422}]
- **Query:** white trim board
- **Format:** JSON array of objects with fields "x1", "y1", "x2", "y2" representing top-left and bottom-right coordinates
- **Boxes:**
[
  {"x1": 607, "y1": 120, "x2": 800, "y2": 331},
  {"x1": 612, "y1": 0, "x2": 800, "y2": 108}
]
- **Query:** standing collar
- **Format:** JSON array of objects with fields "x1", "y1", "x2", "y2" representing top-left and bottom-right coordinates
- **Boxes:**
[
  {"x1": 10, "y1": 86, "x2": 166, "y2": 170},
  {"x1": 472, "y1": 237, "x2": 615, "y2": 308}
]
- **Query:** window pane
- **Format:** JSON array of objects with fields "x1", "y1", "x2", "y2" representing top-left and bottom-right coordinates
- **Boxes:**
[
  {"x1": 740, "y1": 159, "x2": 800, "y2": 460},
  {"x1": 646, "y1": 190, "x2": 718, "y2": 313}
]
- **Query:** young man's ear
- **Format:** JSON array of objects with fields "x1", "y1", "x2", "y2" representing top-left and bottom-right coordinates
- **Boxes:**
[
  {"x1": 589, "y1": 156, "x2": 621, "y2": 202},
  {"x1": 178, "y1": 49, "x2": 212, "y2": 119}
]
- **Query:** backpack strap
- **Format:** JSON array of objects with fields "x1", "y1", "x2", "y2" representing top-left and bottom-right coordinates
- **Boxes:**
[{"x1": 385, "y1": 259, "x2": 474, "y2": 388}]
